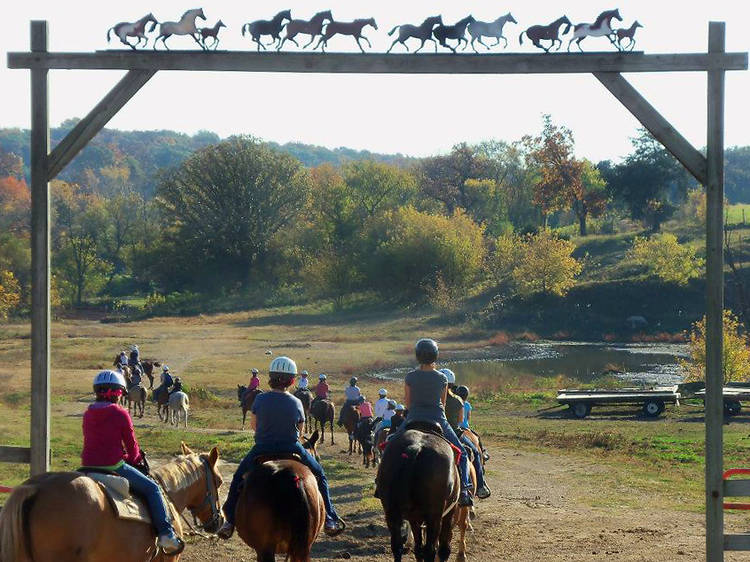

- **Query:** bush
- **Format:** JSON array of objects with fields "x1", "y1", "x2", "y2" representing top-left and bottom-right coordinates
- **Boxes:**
[
  {"x1": 627, "y1": 233, "x2": 704, "y2": 286},
  {"x1": 680, "y1": 310, "x2": 750, "y2": 384},
  {"x1": 512, "y1": 230, "x2": 582, "y2": 297}
]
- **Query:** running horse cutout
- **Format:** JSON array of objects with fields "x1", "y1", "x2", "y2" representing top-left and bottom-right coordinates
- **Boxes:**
[
  {"x1": 616, "y1": 21, "x2": 643, "y2": 51},
  {"x1": 567, "y1": 9, "x2": 622, "y2": 52},
  {"x1": 238, "y1": 385, "x2": 262, "y2": 430},
  {"x1": 278, "y1": 10, "x2": 333, "y2": 50},
  {"x1": 386, "y1": 16, "x2": 443, "y2": 54},
  {"x1": 153, "y1": 8, "x2": 206, "y2": 50},
  {"x1": 106, "y1": 13, "x2": 158, "y2": 50},
  {"x1": 310, "y1": 398, "x2": 335, "y2": 445},
  {"x1": 0, "y1": 444, "x2": 223, "y2": 561},
  {"x1": 242, "y1": 10, "x2": 292, "y2": 51},
  {"x1": 465, "y1": 13, "x2": 517, "y2": 51},
  {"x1": 199, "y1": 20, "x2": 226, "y2": 50},
  {"x1": 519, "y1": 16, "x2": 572, "y2": 53},
  {"x1": 314, "y1": 18, "x2": 378, "y2": 53},
  {"x1": 377, "y1": 423, "x2": 460, "y2": 562},
  {"x1": 234, "y1": 432, "x2": 325, "y2": 562},
  {"x1": 432, "y1": 16, "x2": 475, "y2": 53}
]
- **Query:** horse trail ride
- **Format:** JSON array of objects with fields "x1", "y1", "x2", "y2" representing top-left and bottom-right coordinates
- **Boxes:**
[{"x1": 107, "y1": 8, "x2": 644, "y2": 53}]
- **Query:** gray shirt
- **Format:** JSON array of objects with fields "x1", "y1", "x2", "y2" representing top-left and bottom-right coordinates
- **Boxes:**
[
  {"x1": 404, "y1": 368, "x2": 448, "y2": 422},
  {"x1": 252, "y1": 391, "x2": 305, "y2": 444}
]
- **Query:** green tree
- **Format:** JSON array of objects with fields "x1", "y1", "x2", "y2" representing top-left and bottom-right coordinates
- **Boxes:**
[
  {"x1": 342, "y1": 160, "x2": 416, "y2": 219},
  {"x1": 512, "y1": 230, "x2": 582, "y2": 297},
  {"x1": 627, "y1": 233, "x2": 704, "y2": 286},
  {"x1": 680, "y1": 310, "x2": 750, "y2": 384}
]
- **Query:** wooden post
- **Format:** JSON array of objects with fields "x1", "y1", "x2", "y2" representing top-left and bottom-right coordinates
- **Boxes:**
[
  {"x1": 706, "y1": 21, "x2": 726, "y2": 562},
  {"x1": 29, "y1": 20, "x2": 50, "y2": 475}
]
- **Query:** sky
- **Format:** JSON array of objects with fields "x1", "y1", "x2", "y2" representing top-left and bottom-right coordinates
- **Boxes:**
[{"x1": 2, "y1": 0, "x2": 749, "y2": 163}]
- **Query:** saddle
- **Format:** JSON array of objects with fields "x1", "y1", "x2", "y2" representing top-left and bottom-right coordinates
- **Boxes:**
[
  {"x1": 405, "y1": 420, "x2": 443, "y2": 437},
  {"x1": 77, "y1": 469, "x2": 152, "y2": 525},
  {"x1": 253, "y1": 452, "x2": 303, "y2": 466}
]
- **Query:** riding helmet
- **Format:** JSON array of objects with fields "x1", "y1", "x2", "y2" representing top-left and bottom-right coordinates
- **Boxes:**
[
  {"x1": 396, "y1": 404, "x2": 405, "y2": 412},
  {"x1": 387, "y1": 399, "x2": 397, "y2": 408},
  {"x1": 302, "y1": 370, "x2": 309, "y2": 376},
  {"x1": 319, "y1": 373, "x2": 327, "y2": 380},
  {"x1": 270, "y1": 356, "x2": 298, "y2": 375},
  {"x1": 349, "y1": 377, "x2": 358, "y2": 386},
  {"x1": 439, "y1": 368, "x2": 456, "y2": 384},
  {"x1": 455, "y1": 385, "x2": 469, "y2": 401},
  {"x1": 378, "y1": 388, "x2": 387, "y2": 396},
  {"x1": 251, "y1": 368, "x2": 259, "y2": 375},
  {"x1": 415, "y1": 338, "x2": 438, "y2": 364},
  {"x1": 163, "y1": 365, "x2": 169, "y2": 372},
  {"x1": 93, "y1": 370, "x2": 127, "y2": 391}
]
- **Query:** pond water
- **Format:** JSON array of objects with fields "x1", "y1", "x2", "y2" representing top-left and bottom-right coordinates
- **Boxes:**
[{"x1": 374, "y1": 342, "x2": 688, "y2": 390}]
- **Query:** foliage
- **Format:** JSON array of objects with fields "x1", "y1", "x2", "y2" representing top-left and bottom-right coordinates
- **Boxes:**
[
  {"x1": 511, "y1": 230, "x2": 582, "y2": 297},
  {"x1": 677, "y1": 188, "x2": 707, "y2": 225},
  {"x1": 680, "y1": 310, "x2": 750, "y2": 384},
  {"x1": 0, "y1": 270, "x2": 21, "y2": 319},
  {"x1": 0, "y1": 176, "x2": 30, "y2": 233},
  {"x1": 341, "y1": 160, "x2": 417, "y2": 218},
  {"x1": 627, "y1": 233, "x2": 704, "y2": 286}
]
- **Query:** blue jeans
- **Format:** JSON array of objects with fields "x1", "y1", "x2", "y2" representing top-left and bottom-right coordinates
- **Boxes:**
[
  {"x1": 115, "y1": 462, "x2": 174, "y2": 536},
  {"x1": 222, "y1": 441, "x2": 339, "y2": 525},
  {"x1": 460, "y1": 432, "x2": 486, "y2": 489}
]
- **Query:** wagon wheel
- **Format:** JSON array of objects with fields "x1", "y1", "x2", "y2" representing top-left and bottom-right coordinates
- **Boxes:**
[
  {"x1": 570, "y1": 402, "x2": 591, "y2": 419},
  {"x1": 642, "y1": 399, "x2": 665, "y2": 417},
  {"x1": 724, "y1": 400, "x2": 742, "y2": 416}
]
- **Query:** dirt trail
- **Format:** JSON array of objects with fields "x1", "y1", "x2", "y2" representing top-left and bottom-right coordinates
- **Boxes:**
[{"x1": 179, "y1": 430, "x2": 705, "y2": 561}]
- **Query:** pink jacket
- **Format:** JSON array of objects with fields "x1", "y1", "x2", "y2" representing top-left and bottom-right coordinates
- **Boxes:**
[
  {"x1": 248, "y1": 375, "x2": 260, "y2": 391},
  {"x1": 81, "y1": 402, "x2": 141, "y2": 467},
  {"x1": 359, "y1": 401, "x2": 374, "y2": 418}
]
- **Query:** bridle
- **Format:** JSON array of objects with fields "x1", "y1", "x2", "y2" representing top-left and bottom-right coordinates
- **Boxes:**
[{"x1": 185, "y1": 457, "x2": 222, "y2": 531}]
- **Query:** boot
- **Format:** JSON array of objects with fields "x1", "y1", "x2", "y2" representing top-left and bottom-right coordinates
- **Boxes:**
[
  {"x1": 216, "y1": 521, "x2": 234, "y2": 540},
  {"x1": 157, "y1": 531, "x2": 185, "y2": 555}
]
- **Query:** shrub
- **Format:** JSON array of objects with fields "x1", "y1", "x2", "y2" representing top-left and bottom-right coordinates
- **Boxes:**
[
  {"x1": 680, "y1": 310, "x2": 750, "y2": 384},
  {"x1": 512, "y1": 230, "x2": 582, "y2": 297},
  {"x1": 627, "y1": 233, "x2": 704, "y2": 286}
]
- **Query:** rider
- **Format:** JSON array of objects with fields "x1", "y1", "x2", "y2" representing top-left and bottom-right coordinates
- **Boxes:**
[
  {"x1": 217, "y1": 357, "x2": 346, "y2": 539},
  {"x1": 379, "y1": 338, "x2": 474, "y2": 507},
  {"x1": 374, "y1": 388, "x2": 389, "y2": 420},
  {"x1": 440, "y1": 369, "x2": 491, "y2": 500},
  {"x1": 128, "y1": 345, "x2": 141, "y2": 370},
  {"x1": 338, "y1": 377, "x2": 361, "y2": 426},
  {"x1": 390, "y1": 404, "x2": 406, "y2": 431},
  {"x1": 129, "y1": 364, "x2": 143, "y2": 388},
  {"x1": 373, "y1": 399, "x2": 397, "y2": 437},
  {"x1": 357, "y1": 395, "x2": 374, "y2": 421},
  {"x1": 298, "y1": 370, "x2": 310, "y2": 390},
  {"x1": 455, "y1": 384, "x2": 489, "y2": 462},
  {"x1": 81, "y1": 370, "x2": 184, "y2": 554},
  {"x1": 314, "y1": 373, "x2": 329, "y2": 401},
  {"x1": 153, "y1": 365, "x2": 174, "y2": 402},
  {"x1": 117, "y1": 350, "x2": 129, "y2": 369},
  {"x1": 170, "y1": 376, "x2": 183, "y2": 395}
]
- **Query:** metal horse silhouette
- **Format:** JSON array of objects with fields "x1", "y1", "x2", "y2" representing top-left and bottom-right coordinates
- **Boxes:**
[
  {"x1": 153, "y1": 8, "x2": 206, "y2": 50},
  {"x1": 519, "y1": 16, "x2": 572, "y2": 53},
  {"x1": 314, "y1": 18, "x2": 378, "y2": 53},
  {"x1": 106, "y1": 13, "x2": 158, "y2": 50},
  {"x1": 199, "y1": 20, "x2": 226, "y2": 50},
  {"x1": 432, "y1": 15, "x2": 475, "y2": 53},
  {"x1": 386, "y1": 15, "x2": 442, "y2": 53},
  {"x1": 465, "y1": 13, "x2": 518, "y2": 52},
  {"x1": 567, "y1": 9, "x2": 622, "y2": 52},
  {"x1": 616, "y1": 21, "x2": 643, "y2": 51},
  {"x1": 278, "y1": 10, "x2": 333, "y2": 50},
  {"x1": 242, "y1": 10, "x2": 292, "y2": 51}
]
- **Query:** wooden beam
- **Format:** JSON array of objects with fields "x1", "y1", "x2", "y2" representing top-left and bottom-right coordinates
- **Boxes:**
[
  {"x1": 724, "y1": 479, "x2": 750, "y2": 497},
  {"x1": 724, "y1": 534, "x2": 750, "y2": 551},
  {"x1": 47, "y1": 69, "x2": 155, "y2": 180},
  {"x1": 593, "y1": 72, "x2": 707, "y2": 184},
  {"x1": 7, "y1": 50, "x2": 748, "y2": 74},
  {"x1": 0, "y1": 446, "x2": 31, "y2": 464},
  {"x1": 706, "y1": 21, "x2": 726, "y2": 562},
  {"x1": 29, "y1": 20, "x2": 50, "y2": 476}
]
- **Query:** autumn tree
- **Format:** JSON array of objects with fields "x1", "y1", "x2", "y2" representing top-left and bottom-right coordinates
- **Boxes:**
[
  {"x1": 342, "y1": 160, "x2": 416, "y2": 219},
  {"x1": 0, "y1": 176, "x2": 31, "y2": 233},
  {"x1": 0, "y1": 270, "x2": 21, "y2": 319},
  {"x1": 511, "y1": 230, "x2": 582, "y2": 297},
  {"x1": 680, "y1": 310, "x2": 750, "y2": 384},
  {"x1": 627, "y1": 233, "x2": 704, "y2": 286}
]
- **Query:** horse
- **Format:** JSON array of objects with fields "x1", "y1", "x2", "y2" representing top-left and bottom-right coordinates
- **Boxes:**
[
  {"x1": 199, "y1": 20, "x2": 226, "y2": 50},
  {"x1": 294, "y1": 388, "x2": 314, "y2": 433},
  {"x1": 340, "y1": 403, "x2": 361, "y2": 455},
  {"x1": 153, "y1": 8, "x2": 206, "y2": 50},
  {"x1": 234, "y1": 432, "x2": 324, "y2": 562},
  {"x1": 386, "y1": 15, "x2": 442, "y2": 53},
  {"x1": 310, "y1": 398, "x2": 335, "y2": 445},
  {"x1": 377, "y1": 423, "x2": 460, "y2": 562},
  {"x1": 140, "y1": 360, "x2": 160, "y2": 389},
  {"x1": 278, "y1": 10, "x2": 333, "y2": 50},
  {"x1": 156, "y1": 386, "x2": 170, "y2": 422},
  {"x1": 519, "y1": 16, "x2": 572, "y2": 53},
  {"x1": 314, "y1": 18, "x2": 378, "y2": 53},
  {"x1": 354, "y1": 417, "x2": 377, "y2": 468},
  {"x1": 169, "y1": 391, "x2": 190, "y2": 428},
  {"x1": 242, "y1": 10, "x2": 292, "y2": 51},
  {"x1": 465, "y1": 13, "x2": 517, "y2": 52},
  {"x1": 126, "y1": 377, "x2": 148, "y2": 419},
  {"x1": 0, "y1": 443, "x2": 223, "y2": 562},
  {"x1": 567, "y1": 9, "x2": 622, "y2": 52},
  {"x1": 616, "y1": 21, "x2": 643, "y2": 51},
  {"x1": 432, "y1": 16, "x2": 475, "y2": 53},
  {"x1": 452, "y1": 451, "x2": 478, "y2": 562},
  {"x1": 106, "y1": 13, "x2": 158, "y2": 50},
  {"x1": 238, "y1": 385, "x2": 262, "y2": 430}
]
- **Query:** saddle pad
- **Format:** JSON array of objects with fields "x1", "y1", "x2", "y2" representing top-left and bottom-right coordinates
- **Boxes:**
[{"x1": 86, "y1": 473, "x2": 152, "y2": 525}]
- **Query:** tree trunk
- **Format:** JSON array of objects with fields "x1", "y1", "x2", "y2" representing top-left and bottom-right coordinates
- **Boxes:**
[{"x1": 578, "y1": 214, "x2": 587, "y2": 236}]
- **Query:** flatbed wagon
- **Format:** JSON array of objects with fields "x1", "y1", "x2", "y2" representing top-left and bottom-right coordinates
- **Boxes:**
[
  {"x1": 557, "y1": 386, "x2": 681, "y2": 419},
  {"x1": 695, "y1": 384, "x2": 750, "y2": 416}
]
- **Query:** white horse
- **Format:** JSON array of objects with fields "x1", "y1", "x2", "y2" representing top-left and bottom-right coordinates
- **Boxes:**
[
  {"x1": 567, "y1": 8, "x2": 621, "y2": 52},
  {"x1": 168, "y1": 391, "x2": 190, "y2": 428},
  {"x1": 153, "y1": 8, "x2": 206, "y2": 50}
]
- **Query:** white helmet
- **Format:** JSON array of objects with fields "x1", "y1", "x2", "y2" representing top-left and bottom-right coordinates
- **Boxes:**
[
  {"x1": 131, "y1": 345, "x2": 138, "y2": 351},
  {"x1": 378, "y1": 388, "x2": 387, "y2": 396},
  {"x1": 251, "y1": 368, "x2": 259, "y2": 375},
  {"x1": 163, "y1": 365, "x2": 169, "y2": 372},
  {"x1": 302, "y1": 370, "x2": 309, "y2": 376},
  {"x1": 318, "y1": 373, "x2": 327, "y2": 380},
  {"x1": 396, "y1": 403, "x2": 405, "y2": 411},
  {"x1": 439, "y1": 368, "x2": 456, "y2": 384},
  {"x1": 93, "y1": 370, "x2": 126, "y2": 390},
  {"x1": 270, "y1": 356, "x2": 297, "y2": 375},
  {"x1": 388, "y1": 399, "x2": 397, "y2": 408}
]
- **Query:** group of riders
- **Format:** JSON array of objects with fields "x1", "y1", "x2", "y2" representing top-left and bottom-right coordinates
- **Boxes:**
[
  {"x1": 80, "y1": 337, "x2": 489, "y2": 556},
  {"x1": 113, "y1": 344, "x2": 183, "y2": 402}
]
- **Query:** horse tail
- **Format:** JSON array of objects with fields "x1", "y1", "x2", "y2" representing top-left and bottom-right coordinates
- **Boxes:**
[
  {"x1": 563, "y1": 23, "x2": 572, "y2": 35},
  {"x1": 106, "y1": 27, "x2": 114, "y2": 42},
  {"x1": 284, "y1": 470, "x2": 311, "y2": 561},
  {"x1": 388, "y1": 25, "x2": 400, "y2": 36},
  {"x1": 241, "y1": 23, "x2": 249, "y2": 36},
  {"x1": 518, "y1": 30, "x2": 525, "y2": 44},
  {"x1": 0, "y1": 482, "x2": 38, "y2": 562}
]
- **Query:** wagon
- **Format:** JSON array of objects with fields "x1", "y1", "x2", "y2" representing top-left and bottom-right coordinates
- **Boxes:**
[
  {"x1": 557, "y1": 386, "x2": 681, "y2": 419},
  {"x1": 695, "y1": 383, "x2": 750, "y2": 416}
]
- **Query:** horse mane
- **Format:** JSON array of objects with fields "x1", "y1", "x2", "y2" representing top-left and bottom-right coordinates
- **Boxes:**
[
  {"x1": 153, "y1": 453, "x2": 203, "y2": 494},
  {"x1": 592, "y1": 9, "x2": 618, "y2": 29}
]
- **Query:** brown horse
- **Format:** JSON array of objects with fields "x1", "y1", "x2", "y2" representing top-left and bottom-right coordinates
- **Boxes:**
[
  {"x1": 519, "y1": 16, "x2": 572, "y2": 53},
  {"x1": 294, "y1": 388, "x2": 314, "y2": 434},
  {"x1": 235, "y1": 432, "x2": 325, "y2": 562},
  {"x1": 310, "y1": 398, "x2": 335, "y2": 445},
  {"x1": 377, "y1": 424, "x2": 460, "y2": 562},
  {"x1": 156, "y1": 385, "x2": 170, "y2": 421},
  {"x1": 199, "y1": 20, "x2": 226, "y2": 50},
  {"x1": 314, "y1": 18, "x2": 378, "y2": 53},
  {"x1": 453, "y1": 453, "x2": 478, "y2": 562},
  {"x1": 341, "y1": 403, "x2": 361, "y2": 455},
  {"x1": 0, "y1": 443, "x2": 223, "y2": 562},
  {"x1": 354, "y1": 417, "x2": 377, "y2": 468},
  {"x1": 126, "y1": 383, "x2": 148, "y2": 418},
  {"x1": 238, "y1": 385, "x2": 262, "y2": 429},
  {"x1": 616, "y1": 21, "x2": 643, "y2": 51},
  {"x1": 242, "y1": 10, "x2": 292, "y2": 51},
  {"x1": 432, "y1": 16, "x2": 475, "y2": 53},
  {"x1": 278, "y1": 10, "x2": 333, "y2": 50}
]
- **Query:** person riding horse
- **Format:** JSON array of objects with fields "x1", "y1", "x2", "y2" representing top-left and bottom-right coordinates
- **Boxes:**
[
  {"x1": 243, "y1": 368, "x2": 260, "y2": 401},
  {"x1": 129, "y1": 364, "x2": 144, "y2": 389},
  {"x1": 297, "y1": 369, "x2": 310, "y2": 389},
  {"x1": 313, "y1": 373, "x2": 329, "y2": 406},
  {"x1": 153, "y1": 365, "x2": 174, "y2": 402},
  {"x1": 455, "y1": 384, "x2": 489, "y2": 461},
  {"x1": 390, "y1": 403, "x2": 406, "y2": 431},
  {"x1": 81, "y1": 370, "x2": 184, "y2": 554},
  {"x1": 378, "y1": 338, "x2": 475, "y2": 507},
  {"x1": 169, "y1": 376, "x2": 183, "y2": 396},
  {"x1": 373, "y1": 398, "x2": 397, "y2": 438},
  {"x1": 337, "y1": 376, "x2": 361, "y2": 426},
  {"x1": 217, "y1": 356, "x2": 347, "y2": 539},
  {"x1": 116, "y1": 350, "x2": 129, "y2": 370}
]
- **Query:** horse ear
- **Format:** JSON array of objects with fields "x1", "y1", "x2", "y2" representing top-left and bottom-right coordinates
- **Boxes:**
[
  {"x1": 208, "y1": 446, "x2": 220, "y2": 465},
  {"x1": 180, "y1": 442, "x2": 194, "y2": 455},
  {"x1": 310, "y1": 430, "x2": 320, "y2": 446}
]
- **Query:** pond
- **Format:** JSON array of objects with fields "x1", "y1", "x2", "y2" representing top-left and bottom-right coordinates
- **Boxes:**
[{"x1": 373, "y1": 342, "x2": 688, "y2": 391}]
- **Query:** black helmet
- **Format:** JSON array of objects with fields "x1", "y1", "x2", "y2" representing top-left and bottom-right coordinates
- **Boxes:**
[
  {"x1": 350, "y1": 377, "x2": 358, "y2": 386},
  {"x1": 455, "y1": 385, "x2": 469, "y2": 401},
  {"x1": 415, "y1": 338, "x2": 438, "y2": 364}
]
